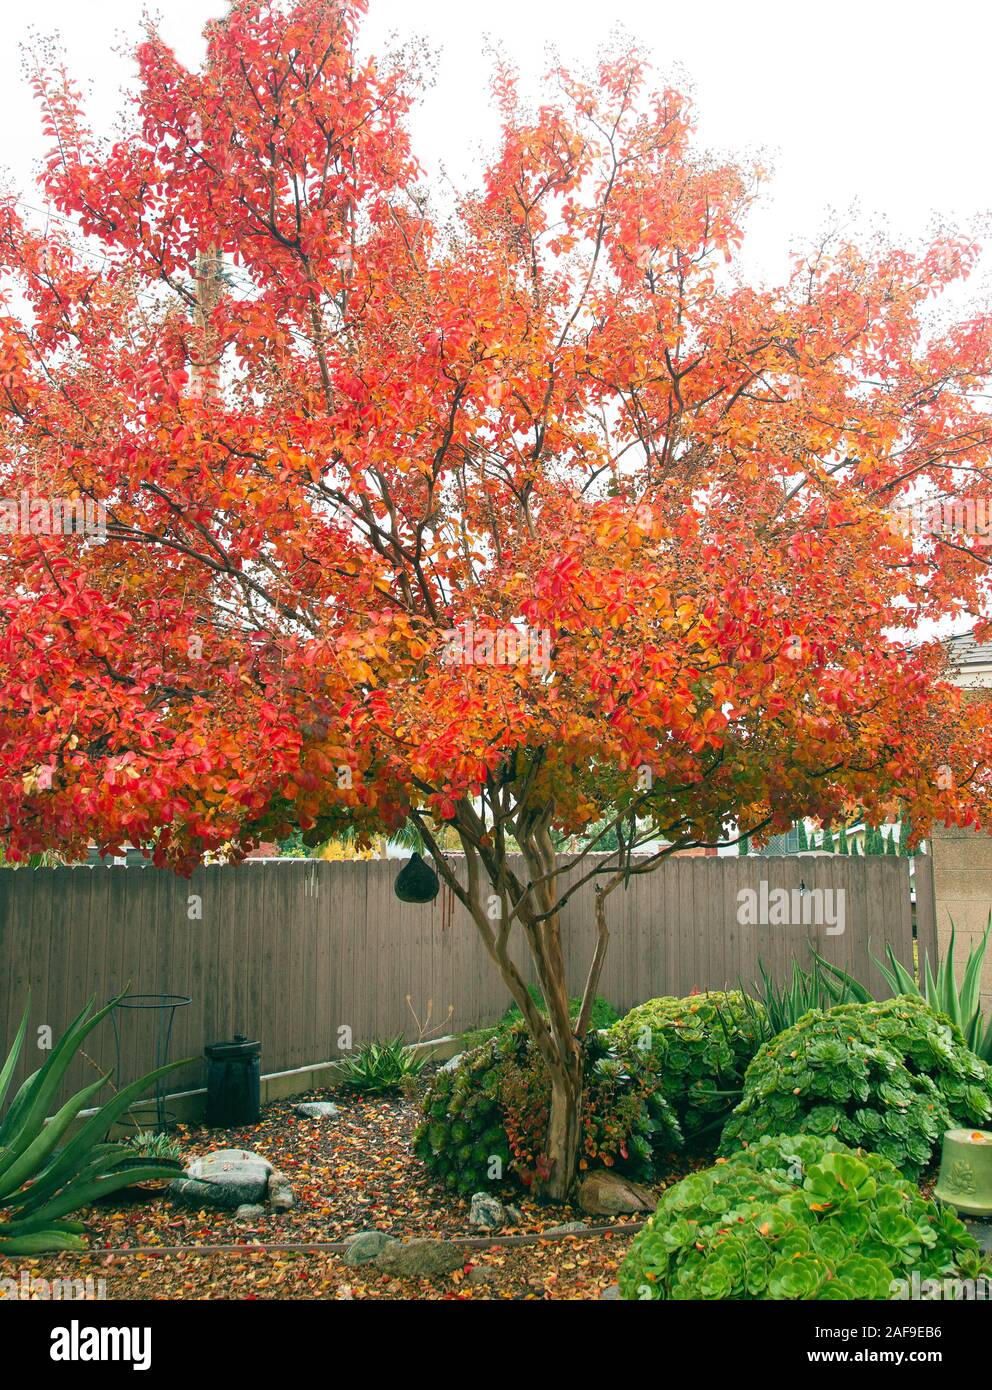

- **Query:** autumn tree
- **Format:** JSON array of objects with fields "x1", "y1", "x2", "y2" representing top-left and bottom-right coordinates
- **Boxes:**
[{"x1": 3, "y1": 0, "x2": 992, "y2": 1197}]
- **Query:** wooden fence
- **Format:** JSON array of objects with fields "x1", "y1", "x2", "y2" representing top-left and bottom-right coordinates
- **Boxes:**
[{"x1": 0, "y1": 853, "x2": 932, "y2": 1103}]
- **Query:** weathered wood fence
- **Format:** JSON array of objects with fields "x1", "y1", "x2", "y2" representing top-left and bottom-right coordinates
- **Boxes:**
[{"x1": 0, "y1": 854, "x2": 933, "y2": 1103}]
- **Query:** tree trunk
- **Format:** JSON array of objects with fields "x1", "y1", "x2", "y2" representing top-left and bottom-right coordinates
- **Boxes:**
[{"x1": 540, "y1": 1055, "x2": 583, "y2": 1201}]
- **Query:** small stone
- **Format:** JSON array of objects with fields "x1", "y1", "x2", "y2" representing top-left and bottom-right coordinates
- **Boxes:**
[
  {"x1": 234, "y1": 1203, "x2": 266, "y2": 1220},
  {"x1": 267, "y1": 1170, "x2": 295, "y2": 1211},
  {"x1": 342, "y1": 1231, "x2": 395, "y2": 1265},
  {"x1": 503, "y1": 1205, "x2": 523, "y2": 1225},
  {"x1": 294, "y1": 1101, "x2": 340, "y2": 1119},
  {"x1": 437, "y1": 1053, "x2": 463, "y2": 1073},
  {"x1": 600, "y1": 1283, "x2": 621, "y2": 1300},
  {"x1": 468, "y1": 1264, "x2": 499, "y2": 1285},
  {"x1": 543, "y1": 1221, "x2": 589, "y2": 1237},
  {"x1": 469, "y1": 1191, "x2": 505, "y2": 1230},
  {"x1": 375, "y1": 1239, "x2": 466, "y2": 1279},
  {"x1": 576, "y1": 1170, "x2": 655, "y2": 1216}
]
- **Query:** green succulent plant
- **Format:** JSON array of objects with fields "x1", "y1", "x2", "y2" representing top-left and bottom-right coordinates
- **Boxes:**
[
  {"x1": 720, "y1": 996, "x2": 992, "y2": 1179},
  {"x1": 609, "y1": 991, "x2": 767, "y2": 1145},
  {"x1": 414, "y1": 1023, "x2": 681, "y2": 1198},
  {"x1": 121, "y1": 1129, "x2": 183, "y2": 1163},
  {"x1": 619, "y1": 1133, "x2": 983, "y2": 1300},
  {"x1": 414, "y1": 1036, "x2": 513, "y2": 1197},
  {"x1": 0, "y1": 992, "x2": 188, "y2": 1255},
  {"x1": 337, "y1": 1037, "x2": 426, "y2": 1094}
]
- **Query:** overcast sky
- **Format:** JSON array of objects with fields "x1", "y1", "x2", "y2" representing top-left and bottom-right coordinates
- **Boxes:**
[{"x1": 1, "y1": 0, "x2": 990, "y2": 290}]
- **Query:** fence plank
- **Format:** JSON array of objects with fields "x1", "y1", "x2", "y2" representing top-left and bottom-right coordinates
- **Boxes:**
[{"x1": 914, "y1": 854, "x2": 938, "y2": 981}]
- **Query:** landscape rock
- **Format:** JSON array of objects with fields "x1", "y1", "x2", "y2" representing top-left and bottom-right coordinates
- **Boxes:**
[
  {"x1": 437, "y1": 1054, "x2": 463, "y2": 1073},
  {"x1": 169, "y1": 1149, "x2": 273, "y2": 1209},
  {"x1": 543, "y1": 1221, "x2": 589, "y2": 1237},
  {"x1": 374, "y1": 1239, "x2": 466, "y2": 1279},
  {"x1": 343, "y1": 1230, "x2": 395, "y2": 1265},
  {"x1": 267, "y1": 1170, "x2": 295, "y2": 1211},
  {"x1": 467, "y1": 1264, "x2": 499, "y2": 1285},
  {"x1": 469, "y1": 1191, "x2": 505, "y2": 1230},
  {"x1": 234, "y1": 1204, "x2": 266, "y2": 1220},
  {"x1": 294, "y1": 1101, "x2": 340, "y2": 1119},
  {"x1": 576, "y1": 1170, "x2": 655, "y2": 1216},
  {"x1": 600, "y1": 1283, "x2": 621, "y2": 1300}
]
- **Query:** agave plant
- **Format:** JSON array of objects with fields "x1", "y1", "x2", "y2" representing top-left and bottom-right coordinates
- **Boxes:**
[
  {"x1": 873, "y1": 913, "x2": 992, "y2": 1063},
  {"x1": 337, "y1": 1037, "x2": 426, "y2": 1094},
  {"x1": 122, "y1": 1129, "x2": 184, "y2": 1163},
  {"x1": 0, "y1": 992, "x2": 188, "y2": 1254},
  {"x1": 738, "y1": 954, "x2": 870, "y2": 1041}
]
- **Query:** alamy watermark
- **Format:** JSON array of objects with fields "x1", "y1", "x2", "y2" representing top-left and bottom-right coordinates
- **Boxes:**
[
  {"x1": 891, "y1": 497, "x2": 992, "y2": 548},
  {"x1": 736, "y1": 880, "x2": 846, "y2": 935},
  {"x1": 441, "y1": 621, "x2": 551, "y2": 674},
  {"x1": 0, "y1": 491, "x2": 107, "y2": 540},
  {"x1": 889, "y1": 1271, "x2": 991, "y2": 1300},
  {"x1": 0, "y1": 1269, "x2": 106, "y2": 1300}
]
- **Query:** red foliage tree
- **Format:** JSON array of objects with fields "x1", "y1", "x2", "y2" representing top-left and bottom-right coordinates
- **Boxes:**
[{"x1": 3, "y1": 0, "x2": 992, "y2": 1195}]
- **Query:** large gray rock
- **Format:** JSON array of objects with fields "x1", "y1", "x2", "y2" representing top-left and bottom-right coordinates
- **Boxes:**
[
  {"x1": 469, "y1": 1192, "x2": 505, "y2": 1230},
  {"x1": 576, "y1": 1170, "x2": 655, "y2": 1216},
  {"x1": 295, "y1": 1101, "x2": 340, "y2": 1119},
  {"x1": 170, "y1": 1149, "x2": 273, "y2": 1209},
  {"x1": 375, "y1": 1239, "x2": 466, "y2": 1279},
  {"x1": 342, "y1": 1231, "x2": 395, "y2": 1265}
]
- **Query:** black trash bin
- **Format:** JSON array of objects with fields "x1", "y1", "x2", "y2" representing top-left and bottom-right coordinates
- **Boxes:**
[{"x1": 205, "y1": 1035, "x2": 261, "y2": 1127}]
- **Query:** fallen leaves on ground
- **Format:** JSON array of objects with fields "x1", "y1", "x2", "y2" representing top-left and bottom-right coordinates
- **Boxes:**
[
  {"x1": 3, "y1": 1084, "x2": 703, "y2": 1301},
  {"x1": 16, "y1": 1233, "x2": 634, "y2": 1301}
]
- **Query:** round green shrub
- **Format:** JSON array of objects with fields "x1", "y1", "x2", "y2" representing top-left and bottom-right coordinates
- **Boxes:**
[
  {"x1": 413, "y1": 1024, "x2": 681, "y2": 1197},
  {"x1": 720, "y1": 996, "x2": 992, "y2": 1178},
  {"x1": 609, "y1": 990, "x2": 767, "y2": 1144},
  {"x1": 619, "y1": 1133, "x2": 983, "y2": 1300}
]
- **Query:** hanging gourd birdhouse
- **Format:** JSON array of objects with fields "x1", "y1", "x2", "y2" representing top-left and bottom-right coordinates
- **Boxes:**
[{"x1": 394, "y1": 851, "x2": 440, "y2": 904}]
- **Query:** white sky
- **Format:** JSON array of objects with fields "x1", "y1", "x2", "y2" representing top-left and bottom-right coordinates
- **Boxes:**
[{"x1": 1, "y1": 0, "x2": 990, "y2": 291}]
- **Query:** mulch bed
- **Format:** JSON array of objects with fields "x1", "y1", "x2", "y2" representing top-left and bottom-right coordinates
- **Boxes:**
[
  {"x1": 4, "y1": 1082, "x2": 701, "y2": 1301},
  {"x1": 16, "y1": 1235, "x2": 637, "y2": 1301}
]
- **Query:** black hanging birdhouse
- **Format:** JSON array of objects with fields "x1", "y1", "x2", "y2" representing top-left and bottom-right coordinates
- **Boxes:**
[{"x1": 394, "y1": 851, "x2": 440, "y2": 903}]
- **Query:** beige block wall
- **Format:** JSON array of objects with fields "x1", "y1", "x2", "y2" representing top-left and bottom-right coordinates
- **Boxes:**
[
  {"x1": 930, "y1": 821, "x2": 992, "y2": 1019},
  {"x1": 929, "y1": 678, "x2": 992, "y2": 1017}
]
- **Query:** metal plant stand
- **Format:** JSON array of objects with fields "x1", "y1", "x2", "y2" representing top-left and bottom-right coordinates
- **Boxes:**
[{"x1": 108, "y1": 994, "x2": 191, "y2": 1131}]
